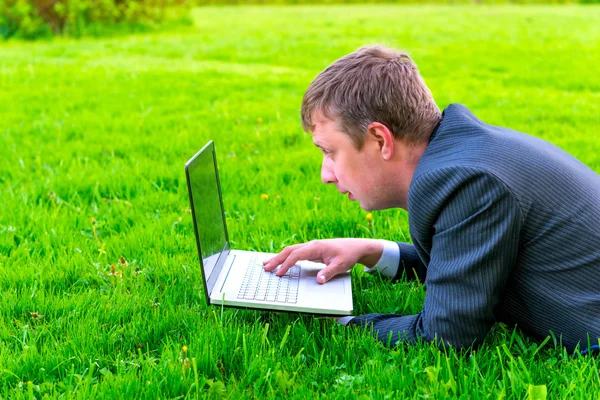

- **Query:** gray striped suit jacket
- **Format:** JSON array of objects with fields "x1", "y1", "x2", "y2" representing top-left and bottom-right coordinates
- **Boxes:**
[{"x1": 350, "y1": 104, "x2": 600, "y2": 353}]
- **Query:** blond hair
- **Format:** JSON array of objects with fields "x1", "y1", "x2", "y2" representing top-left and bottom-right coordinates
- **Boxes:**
[{"x1": 301, "y1": 45, "x2": 441, "y2": 148}]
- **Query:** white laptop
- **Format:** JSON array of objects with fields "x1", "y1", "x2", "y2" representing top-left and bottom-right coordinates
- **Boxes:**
[{"x1": 185, "y1": 141, "x2": 353, "y2": 315}]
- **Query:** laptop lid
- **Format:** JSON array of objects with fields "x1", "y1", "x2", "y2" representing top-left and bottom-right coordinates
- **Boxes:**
[{"x1": 185, "y1": 141, "x2": 230, "y2": 304}]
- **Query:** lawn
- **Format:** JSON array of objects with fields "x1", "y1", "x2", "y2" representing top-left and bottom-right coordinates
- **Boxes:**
[{"x1": 1, "y1": 4, "x2": 599, "y2": 398}]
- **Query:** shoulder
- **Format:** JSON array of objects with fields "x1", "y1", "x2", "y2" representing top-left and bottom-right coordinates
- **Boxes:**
[
  {"x1": 410, "y1": 165, "x2": 509, "y2": 200},
  {"x1": 412, "y1": 104, "x2": 534, "y2": 198},
  {"x1": 408, "y1": 166, "x2": 523, "y2": 228}
]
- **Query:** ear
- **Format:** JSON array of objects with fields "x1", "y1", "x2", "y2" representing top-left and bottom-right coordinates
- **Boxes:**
[{"x1": 366, "y1": 122, "x2": 394, "y2": 160}]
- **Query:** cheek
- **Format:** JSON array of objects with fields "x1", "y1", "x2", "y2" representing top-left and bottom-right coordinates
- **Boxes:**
[
  {"x1": 355, "y1": 162, "x2": 380, "y2": 194},
  {"x1": 333, "y1": 159, "x2": 351, "y2": 182}
]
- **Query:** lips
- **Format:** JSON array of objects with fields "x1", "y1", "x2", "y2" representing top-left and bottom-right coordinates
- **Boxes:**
[{"x1": 337, "y1": 189, "x2": 354, "y2": 200}]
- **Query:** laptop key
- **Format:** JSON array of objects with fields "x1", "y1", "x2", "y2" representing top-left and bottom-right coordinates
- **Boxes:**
[
  {"x1": 276, "y1": 295, "x2": 287, "y2": 303},
  {"x1": 255, "y1": 292, "x2": 266, "y2": 301},
  {"x1": 238, "y1": 257, "x2": 304, "y2": 303}
]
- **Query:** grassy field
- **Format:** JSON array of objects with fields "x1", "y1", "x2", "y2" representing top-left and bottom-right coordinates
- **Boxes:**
[{"x1": 1, "y1": 4, "x2": 600, "y2": 398}]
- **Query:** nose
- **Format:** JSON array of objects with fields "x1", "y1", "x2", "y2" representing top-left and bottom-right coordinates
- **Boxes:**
[{"x1": 321, "y1": 157, "x2": 336, "y2": 184}]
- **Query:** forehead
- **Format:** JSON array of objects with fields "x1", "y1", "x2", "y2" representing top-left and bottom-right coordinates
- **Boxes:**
[{"x1": 310, "y1": 112, "x2": 345, "y2": 144}]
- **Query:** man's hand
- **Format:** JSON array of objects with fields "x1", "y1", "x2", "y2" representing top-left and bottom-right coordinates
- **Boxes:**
[{"x1": 262, "y1": 238, "x2": 384, "y2": 284}]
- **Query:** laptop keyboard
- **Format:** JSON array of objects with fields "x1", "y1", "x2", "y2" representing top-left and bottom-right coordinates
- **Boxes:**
[{"x1": 237, "y1": 256, "x2": 301, "y2": 303}]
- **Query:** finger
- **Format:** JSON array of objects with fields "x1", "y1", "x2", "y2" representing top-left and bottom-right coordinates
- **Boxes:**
[
  {"x1": 263, "y1": 244, "x2": 303, "y2": 271},
  {"x1": 276, "y1": 243, "x2": 322, "y2": 276},
  {"x1": 317, "y1": 260, "x2": 349, "y2": 284}
]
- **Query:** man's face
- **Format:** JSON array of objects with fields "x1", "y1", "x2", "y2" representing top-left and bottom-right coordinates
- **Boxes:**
[{"x1": 311, "y1": 115, "x2": 397, "y2": 211}]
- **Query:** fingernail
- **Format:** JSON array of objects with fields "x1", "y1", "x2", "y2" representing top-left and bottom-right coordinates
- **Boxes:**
[{"x1": 318, "y1": 274, "x2": 326, "y2": 284}]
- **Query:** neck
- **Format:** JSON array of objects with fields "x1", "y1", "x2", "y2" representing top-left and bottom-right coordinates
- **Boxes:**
[{"x1": 388, "y1": 140, "x2": 429, "y2": 209}]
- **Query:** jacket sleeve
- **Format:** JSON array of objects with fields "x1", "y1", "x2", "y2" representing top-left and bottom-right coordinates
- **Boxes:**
[
  {"x1": 392, "y1": 242, "x2": 427, "y2": 283},
  {"x1": 350, "y1": 169, "x2": 523, "y2": 349}
]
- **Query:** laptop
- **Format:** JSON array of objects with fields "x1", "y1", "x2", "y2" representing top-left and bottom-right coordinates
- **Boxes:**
[{"x1": 185, "y1": 140, "x2": 353, "y2": 315}]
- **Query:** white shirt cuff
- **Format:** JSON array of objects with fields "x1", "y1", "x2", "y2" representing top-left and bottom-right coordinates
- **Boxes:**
[{"x1": 363, "y1": 240, "x2": 400, "y2": 278}]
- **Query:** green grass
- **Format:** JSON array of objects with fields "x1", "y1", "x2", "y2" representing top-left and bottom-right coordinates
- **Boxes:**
[{"x1": 1, "y1": 4, "x2": 600, "y2": 398}]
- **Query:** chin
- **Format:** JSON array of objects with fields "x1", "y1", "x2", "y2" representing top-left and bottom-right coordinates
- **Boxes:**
[
  {"x1": 358, "y1": 202, "x2": 376, "y2": 211},
  {"x1": 360, "y1": 200, "x2": 399, "y2": 211}
]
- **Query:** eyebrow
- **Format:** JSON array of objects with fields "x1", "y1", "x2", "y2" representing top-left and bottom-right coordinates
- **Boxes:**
[
  {"x1": 313, "y1": 142, "x2": 327, "y2": 151},
  {"x1": 312, "y1": 132, "x2": 328, "y2": 150}
]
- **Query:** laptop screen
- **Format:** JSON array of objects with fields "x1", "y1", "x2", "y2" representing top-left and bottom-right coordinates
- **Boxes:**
[{"x1": 185, "y1": 141, "x2": 229, "y2": 296}]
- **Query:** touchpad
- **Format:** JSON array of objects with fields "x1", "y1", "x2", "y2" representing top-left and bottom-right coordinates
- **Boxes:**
[
  {"x1": 301, "y1": 266, "x2": 346, "y2": 293},
  {"x1": 306, "y1": 278, "x2": 345, "y2": 293}
]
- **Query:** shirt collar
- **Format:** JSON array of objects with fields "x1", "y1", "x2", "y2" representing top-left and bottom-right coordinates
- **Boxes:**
[{"x1": 428, "y1": 109, "x2": 446, "y2": 144}]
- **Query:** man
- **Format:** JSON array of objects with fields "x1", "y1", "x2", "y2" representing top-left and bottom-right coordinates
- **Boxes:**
[{"x1": 263, "y1": 45, "x2": 600, "y2": 353}]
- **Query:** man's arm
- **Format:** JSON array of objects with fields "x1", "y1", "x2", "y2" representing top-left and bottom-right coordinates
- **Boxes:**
[
  {"x1": 394, "y1": 242, "x2": 427, "y2": 283},
  {"x1": 349, "y1": 170, "x2": 523, "y2": 349},
  {"x1": 365, "y1": 241, "x2": 427, "y2": 283}
]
